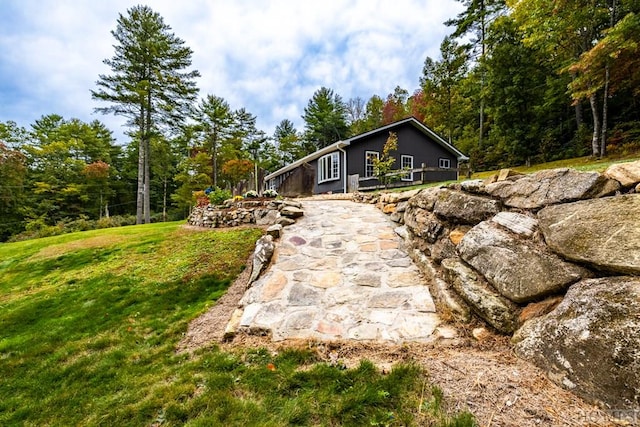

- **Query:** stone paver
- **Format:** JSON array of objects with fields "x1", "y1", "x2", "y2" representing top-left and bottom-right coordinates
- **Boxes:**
[{"x1": 236, "y1": 199, "x2": 443, "y2": 343}]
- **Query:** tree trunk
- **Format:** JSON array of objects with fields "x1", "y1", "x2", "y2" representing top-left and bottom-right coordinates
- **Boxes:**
[
  {"x1": 136, "y1": 135, "x2": 145, "y2": 224},
  {"x1": 212, "y1": 131, "x2": 218, "y2": 188},
  {"x1": 601, "y1": 64, "x2": 610, "y2": 158},
  {"x1": 589, "y1": 93, "x2": 601, "y2": 157},
  {"x1": 143, "y1": 91, "x2": 152, "y2": 224},
  {"x1": 575, "y1": 103, "x2": 583, "y2": 128},
  {"x1": 571, "y1": 73, "x2": 584, "y2": 129},
  {"x1": 143, "y1": 136, "x2": 151, "y2": 224},
  {"x1": 478, "y1": 3, "x2": 486, "y2": 151},
  {"x1": 601, "y1": 0, "x2": 615, "y2": 158},
  {"x1": 162, "y1": 177, "x2": 167, "y2": 222}
]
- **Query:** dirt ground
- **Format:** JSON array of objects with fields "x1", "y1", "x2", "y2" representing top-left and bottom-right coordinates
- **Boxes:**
[{"x1": 177, "y1": 258, "x2": 630, "y2": 427}]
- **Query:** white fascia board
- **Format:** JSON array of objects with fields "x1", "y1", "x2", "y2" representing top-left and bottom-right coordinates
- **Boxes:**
[{"x1": 264, "y1": 140, "x2": 350, "y2": 181}]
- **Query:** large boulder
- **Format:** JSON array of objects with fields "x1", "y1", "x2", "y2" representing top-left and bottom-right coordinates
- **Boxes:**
[
  {"x1": 433, "y1": 189, "x2": 501, "y2": 224},
  {"x1": 538, "y1": 194, "x2": 640, "y2": 275},
  {"x1": 280, "y1": 205, "x2": 304, "y2": 218},
  {"x1": 485, "y1": 168, "x2": 620, "y2": 209},
  {"x1": 248, "y1": 235, "x2": 275, "y2": 284},
  {"x1": 255, "y1": 208, "x2": 280, "y2": 226},
  {"x1": 408, "y1": 186, "x2": 442, "y2": 211},
  {"x1": 442, "y1": 258, "x2": 519, "y2": 333},
  {"x1": 513, "y1": 276, "x2": 640, "y2": 411},
  {"x1": 491, "y1": 211, "x2": 538, "y2": 237},
  {"x1": 458, "y1": 220, "x2": 589, "y2": 303},
  {"x1": 604, "y1": 159, "x2": 640, "y2": 187},
  {"x1": 403, "y1": 206, "x2": 444, "y2": 243}
]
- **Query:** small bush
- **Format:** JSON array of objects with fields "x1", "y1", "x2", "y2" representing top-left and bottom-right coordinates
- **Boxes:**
[
  {"x1": 263, "y1": 189, "x2": 278, "y2": 198},
  {"x1": 97, "y1": 215, "x2": 135, "y2": 229},
  {"x1": 63, "y1": 216, "x2": 93, "y2": 232},
  {"x1": 244, "y1": 190, "x2": 259, "y2": 198},
  {"x1": 209, "y1": 187, "x2": 232, "y2": 205}
]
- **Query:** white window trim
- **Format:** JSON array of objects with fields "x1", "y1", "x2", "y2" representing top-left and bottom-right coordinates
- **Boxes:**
[
  {"x1": 318, "y1": 152, "x2": 340, "y2": 183},
  {"x1": 401, "y1": 155, "x2": 414, "y2": 181},
  {"x1": 365, "y1": 151, "x2": 379, "y2": 178},
  {"x1": 439, "y1": 158, "x2": 451, "y2": 169}
]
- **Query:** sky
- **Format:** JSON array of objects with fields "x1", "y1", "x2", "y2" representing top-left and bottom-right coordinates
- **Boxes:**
[{"x1": 0, "y1": 0, "x2": 463, "y2": 145}]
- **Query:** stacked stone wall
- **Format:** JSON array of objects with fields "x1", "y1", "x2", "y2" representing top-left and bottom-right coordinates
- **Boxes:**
[{"x1": 358, "y1": 160, "x2": 640, "y2": 412}]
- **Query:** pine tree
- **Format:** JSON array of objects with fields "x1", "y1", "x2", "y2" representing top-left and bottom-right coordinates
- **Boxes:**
[
  {"x1": 92, "y1": 5, "x2": 199, "y2": 224},
  {"x1": 302, "y1": 87, "x2": 349, "y2": 150}
]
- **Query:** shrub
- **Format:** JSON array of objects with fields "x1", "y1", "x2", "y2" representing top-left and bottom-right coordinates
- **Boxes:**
[
  {"x1": 263, "y1": 189, "x2": 278, "y2": 198},
  {"x1": 208, "y1": 187, "x2": 232, "y2": 205},
  {"x1": 244, "y1": 190, "x2": 259, "y2": 198},
  {"x1": 64, "y1": 216, "x2": 93, "y2": 232}
]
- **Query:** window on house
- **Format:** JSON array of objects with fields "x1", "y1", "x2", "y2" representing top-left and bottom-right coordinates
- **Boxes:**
[
  {"x1": 401, "y1": 155, "x2": 414, "y2": 181},
  {"x1": 318, "y1": 152, "x2": 340, "y2": 183},
  {"x1": 365, "y1": 151, "x2": 379, "y2": 178},
  {"x1": 439, "y1": 158, "x2": 451, "y2": 169}
]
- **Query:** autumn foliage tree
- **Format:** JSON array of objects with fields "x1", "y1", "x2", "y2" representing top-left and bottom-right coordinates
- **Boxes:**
[
  {"x1": 221, "y1": 159, "x2": 254, "y2": 188},
  {"x1": 82, "y1": 160, "x2": 111, "y2": 218},
  {"x1": 371, "y1": 132, "x2": 399, "y2": 188}
]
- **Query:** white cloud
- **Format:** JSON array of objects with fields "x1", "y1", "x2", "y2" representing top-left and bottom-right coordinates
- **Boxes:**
[{"x1": 0, "y1": 0, "x2": 462, "y2": 143}]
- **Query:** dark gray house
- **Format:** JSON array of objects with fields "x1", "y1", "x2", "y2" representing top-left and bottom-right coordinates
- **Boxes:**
[{"x1": 265, "y1": 117, "x2": 469, "y2": 196}]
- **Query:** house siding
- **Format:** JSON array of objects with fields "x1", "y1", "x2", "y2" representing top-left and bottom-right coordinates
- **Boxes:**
[
  {"x1": 348, "y1": 122, "x2": 459, "y2": 185},
  {"x1": 311, "y1": 150, "x2": 347, "y2": 194},
  {"x1": 263, "y1": 117, "x2": 466, "y2": 195}
]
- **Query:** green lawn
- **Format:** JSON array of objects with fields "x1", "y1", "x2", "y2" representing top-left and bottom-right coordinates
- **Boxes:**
[
  {"x1": 384, "y1": 153, "x2": 640, "y2": 193},
  {"x1": 0, "y1": 222, "x2": 473, "y2": 426},
  {"x1": 470, "y1": 152, "x2": 640, "y2": 179}
]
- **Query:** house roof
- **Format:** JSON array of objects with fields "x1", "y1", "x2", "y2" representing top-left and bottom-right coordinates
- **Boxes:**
[
  {"x1": 264, "y1": 140, "x2": 350, "y2": 181},
  {"x1": 264, "y1": 116, "x2": 468, "y2": 181},
  {"x1": 350, "y1": 117, "x2": 469, "y2": 161}
]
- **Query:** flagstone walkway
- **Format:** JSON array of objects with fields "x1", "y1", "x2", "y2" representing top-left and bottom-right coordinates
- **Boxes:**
[{"x1": 234, "y1": 199, "x2": 452, "y2": 343}]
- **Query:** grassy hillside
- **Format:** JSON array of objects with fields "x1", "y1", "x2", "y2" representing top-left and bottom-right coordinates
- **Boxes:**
[
  {"x1": 0, "y1": 222, "x2": 472, "y2": 426},
  {"x1": 470, "y1": 153, "x2": 640, "y2": 179}
]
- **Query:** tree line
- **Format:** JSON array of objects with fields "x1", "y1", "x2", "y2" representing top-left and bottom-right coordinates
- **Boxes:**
[{"x1": 1, "y1": 2, "x2": 638, "y2": 241}]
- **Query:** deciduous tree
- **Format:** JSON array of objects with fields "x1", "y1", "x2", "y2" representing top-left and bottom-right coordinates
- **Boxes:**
[
  {"x1": 0, "y1": 141, "x2": 26, "y2": 240},
  {"x1": 372, "y1": 132, "x2": 399, "y2": 188},
  {"x1": 508, "y1": 0, "x2": 611, "y2": 157}
]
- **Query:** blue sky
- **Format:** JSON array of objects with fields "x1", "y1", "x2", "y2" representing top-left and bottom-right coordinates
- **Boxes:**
[{"x1": 0, "y1": 0, "x2": 462, "y2": 145}]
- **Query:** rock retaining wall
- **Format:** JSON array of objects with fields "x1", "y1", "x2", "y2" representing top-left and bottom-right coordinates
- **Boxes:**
[
  {"x1": 359, "y1": 159, "x2": 640, "y2": 413},
  {"x1": 187, "y1": 199, "x2": 303, "y2": 228}
]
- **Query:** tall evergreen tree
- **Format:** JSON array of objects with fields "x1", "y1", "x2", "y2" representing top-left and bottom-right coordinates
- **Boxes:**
[
  {"x1": 274, "y1": 119, "x2": 303, "y2": 164},
  {"x1": 447, "y1": 0, "x2": 507, "y2": 150},
  {"x1": 195, "y1": 95, "x2": 233, "y2": 187},
  {"x1": 484, "y1": 16, "x2": 551, "y2": 166},
  {"x1": 362, "y1": 95, "x2": 385, "y2": 132},
  {"x1": 302, "y1": 87, "x2": 349, "y2": 150},
  {"x1": 92, "y1": 5, "x2": 200, "y2": 224},
  {"x1": 419, "y1": 36, "x2": 469, "y2": 143}
]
